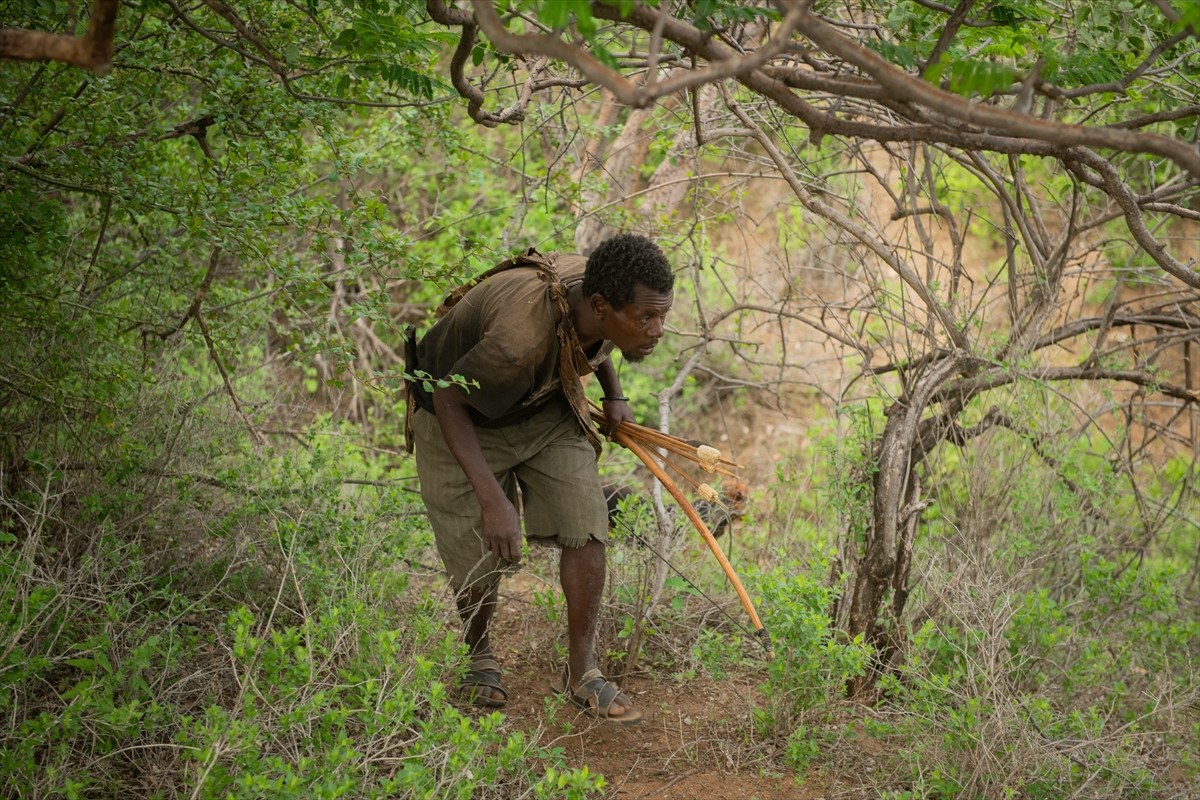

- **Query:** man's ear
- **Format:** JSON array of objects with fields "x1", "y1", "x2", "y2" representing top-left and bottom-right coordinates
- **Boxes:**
[{"x1": 589, "y1": 293, "x2": 610, "y2": 319}]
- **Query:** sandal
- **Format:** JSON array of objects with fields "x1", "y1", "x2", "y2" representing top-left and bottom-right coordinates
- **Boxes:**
[
  {"x1": 551, "y1": 667, "x2": 642, "y2": 725},
  {"x1": 462, "y1": 657, "x2": 507, "y2": 708}
]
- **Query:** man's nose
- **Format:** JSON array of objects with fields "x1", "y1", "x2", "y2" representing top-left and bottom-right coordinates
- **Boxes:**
[{"x1": 648, "y1": 317, "x2": 665, "y2": 338}]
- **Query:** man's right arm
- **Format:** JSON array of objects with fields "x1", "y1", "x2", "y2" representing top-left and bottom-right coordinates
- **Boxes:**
[{"x1": 431, "y1": 386, "x2": 522, "y2": 563}]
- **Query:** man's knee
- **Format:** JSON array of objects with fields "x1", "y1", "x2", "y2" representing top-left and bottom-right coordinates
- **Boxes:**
[{"x1": 559, "y1": 533, "x2": 606, "y2": 551}]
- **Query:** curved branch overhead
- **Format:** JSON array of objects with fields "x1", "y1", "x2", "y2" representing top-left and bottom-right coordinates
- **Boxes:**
[
  {"x1": 789, "y1": 8, "x2": 1200, "y2": 177},
  {"x1": 431, "y1": 0, "x2": 1200, "y2": 293},
  {"x1": 434, "y1": 1, "x2": 1200, "y2": 177}
]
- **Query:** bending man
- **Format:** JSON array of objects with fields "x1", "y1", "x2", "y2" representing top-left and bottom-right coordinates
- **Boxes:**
[{"x1": 408, "y1": 233, "x2": 674, "y2": 725}]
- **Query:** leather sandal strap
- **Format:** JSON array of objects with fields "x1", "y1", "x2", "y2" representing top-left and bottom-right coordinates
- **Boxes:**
[
  {"x1": 573, "y1": 673, "x2": 621, "y2": 713},
  {"x1": 572, "y1": 667, "x2": 603, "y2": 686},
  {"x1": 469, "y1": 657, "x2": 501, "y2": 674},
  {"x1": 593, "y1": 679, "x2": 620, "y2": 712},
  {"x1": 464, "y1": 669, "x2": 504, "y2": 692}
]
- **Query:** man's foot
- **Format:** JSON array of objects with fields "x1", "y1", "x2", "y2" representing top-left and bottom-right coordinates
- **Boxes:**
[
  {"x1": 462, "y1": 657, "x2": 507, "y2": 708},
  {"x1": 551, "y1": 667, "x2": 642, "y2": 725}
]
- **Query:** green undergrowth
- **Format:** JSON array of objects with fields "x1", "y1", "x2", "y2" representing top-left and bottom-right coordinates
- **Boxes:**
[
  {"x1": 655, "y1": 401, "x2": 1200, "y2": 798},
  {"x1": 0, "y1": 428, "x2": 604, "y2": 799}
]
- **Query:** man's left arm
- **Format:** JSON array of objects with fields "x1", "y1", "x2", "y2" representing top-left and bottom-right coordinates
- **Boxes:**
[{"x1": 594, "y1": 356, "x2": 633, "y2": 438}]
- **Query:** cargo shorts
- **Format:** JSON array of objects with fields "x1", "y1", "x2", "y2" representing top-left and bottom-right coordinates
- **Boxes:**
[{"x1": 413, "y1": 398, "x2": 610, "y2": 593}]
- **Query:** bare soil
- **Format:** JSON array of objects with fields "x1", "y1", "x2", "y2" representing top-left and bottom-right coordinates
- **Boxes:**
[{"x1": 456, "y1": 566, "x2": 831, "y2": 800}]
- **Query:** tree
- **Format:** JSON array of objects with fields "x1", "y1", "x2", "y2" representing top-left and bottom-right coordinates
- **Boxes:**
[
  {"x1": 0, "y1": 2, "x2": 614, "y2": 794},
  {"x1": 425, "y1": 0, "x2": 1200, "y2": 694}
]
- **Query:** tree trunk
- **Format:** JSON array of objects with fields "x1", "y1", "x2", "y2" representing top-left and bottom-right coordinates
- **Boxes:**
[{"x1": 841, "y1": 352, "x2": 966, "y2": 699}]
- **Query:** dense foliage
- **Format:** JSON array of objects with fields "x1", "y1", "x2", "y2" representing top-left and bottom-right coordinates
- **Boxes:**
[{"x1": 2, "y1": 0, "x2": 1197, "y2": 797}]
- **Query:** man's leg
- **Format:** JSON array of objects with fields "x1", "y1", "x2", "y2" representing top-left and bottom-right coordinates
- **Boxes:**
[
  {"x1": 456, "y1": 583, "x2": 504, "y2": 704},
  {"x1": 560, "y1": 538, "x2": 632, "y2": 717}
]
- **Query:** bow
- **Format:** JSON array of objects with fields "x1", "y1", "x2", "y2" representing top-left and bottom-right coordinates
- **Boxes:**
[{"x1": 596, "y1": 408, "x2": 773, "y2": 658}]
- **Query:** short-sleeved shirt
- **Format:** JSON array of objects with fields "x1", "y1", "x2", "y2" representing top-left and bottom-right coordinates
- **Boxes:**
[{"x1": 413, "y1": 254, "x2": 614, "y2": 428}]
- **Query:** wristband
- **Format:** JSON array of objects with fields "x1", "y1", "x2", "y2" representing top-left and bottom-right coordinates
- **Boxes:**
[{"x1": 602, "y1": 396, "x2": 629, "y2": 402}]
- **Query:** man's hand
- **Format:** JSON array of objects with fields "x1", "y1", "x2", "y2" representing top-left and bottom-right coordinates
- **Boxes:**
[
  {"x1": 480, "y1": 497, "x2": 522, "y2": 563},
  {"x1": 432, "y1": 385, "x2": 522, "y2": 563},
  {"x1": 601, "y1": 397, "x2": 633, "y2": 440}
]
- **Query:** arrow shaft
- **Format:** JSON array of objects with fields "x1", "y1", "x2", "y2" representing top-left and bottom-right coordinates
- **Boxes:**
[{"x1": 616, "y1": 430, "x2": 765, "y2": 632}]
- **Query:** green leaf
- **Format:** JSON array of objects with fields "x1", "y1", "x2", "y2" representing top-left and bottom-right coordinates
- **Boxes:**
[
  {"x1": 538, "y1": 1, "x2": 570, "y2": 29},
  {"x1": 333, "y1": 28, "x2": 358, "y2": 50},
  {"x1": 924, "y1": 54, "x2": 1017, "y2": 98}
]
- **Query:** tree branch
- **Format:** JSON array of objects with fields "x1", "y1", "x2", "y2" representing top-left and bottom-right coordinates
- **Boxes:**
[
  {"x1": 1066, "y1": 149, "x2": 1200, "y2": 289},
  {"x1": 936, "y1": 366, "x2": 1200, "y2": 405},
  {"x1": 0, "y1": 0, "x2": 118, "y2": 73},
  {"x1": 587, "y1": 2, "x2": 1189, "y2": 172},
  {"x1": 725, "y1": 89, "x2": 969, "y2": 350},
  {"x1": 921, "y1": 0, "x2": 977, "y2": 72},
  {"x1": 195, "y1": 309, "x2": 268, "y2": 449},
  {"x1": 791, "y1": 9, "x2": 1200, "y2": 176},
  {"x1": 469, "y1": 0, "x2": 808, "y2": 109}
]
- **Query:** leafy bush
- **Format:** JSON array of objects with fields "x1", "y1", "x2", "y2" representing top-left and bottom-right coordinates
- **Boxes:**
[
  {"x1": 753, "y1": 555, "x2": 870, "y2": 734},
  {"x1": 855, "y1": 429, "x2": 1200, "y2": 799},
  {"x1": 0, "y1": 431, "x2": 604, "y2": 799}
]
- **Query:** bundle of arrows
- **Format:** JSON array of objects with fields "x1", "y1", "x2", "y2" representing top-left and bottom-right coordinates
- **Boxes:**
[{"x1": 589, "y1": 402, "x2": 773, "y2": 658}]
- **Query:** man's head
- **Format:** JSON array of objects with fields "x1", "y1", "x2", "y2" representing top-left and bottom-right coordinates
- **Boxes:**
[{"x1": 582, "y1": 233, "x2": 674, "y2": 362}]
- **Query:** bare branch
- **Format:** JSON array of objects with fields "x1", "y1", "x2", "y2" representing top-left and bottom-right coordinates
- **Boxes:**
[
  {"x1": 0, "y1": 0, "x2": 118, "y2": 73},
  {"x1": 196, "y1": 310, "x2": 268, "y2": 449},
  {"x1": 426, "y1": 0, "x2": 471, "y2": 26},
  {"x1": 907, "y1": 0, "x2": 1007, "y2": 27},
  {"x1": 921, "y1": 0, "x2": 977, "y2": 72},
  {"x1": 1067, "y1": 149, "x2": 1200, "y2": 289},
  {"x1": 936, "y1": 366, "x2": 1200, "y2": 405},
  {"x1": 791, "y1": 9, "x2": 1200, "y2": 176},
  {"x1": 1055, "y1": 31, "x2": 1192, "y2": 99},
  {"x1": 199, "y1": 0, "x2": 287, "y2": 74},
  {"x1": 470, "y1": 0, "x2": 808, "y2": 109},
  {"x1": 725, "y1": 89, "x2": 969, "y2": 350},
  {"x1": 157, "y1": 248, "x2": 221, "y2": 339},
  {"x1": 1107, "y1": 105, "x2": 1200, "y2": 130}
]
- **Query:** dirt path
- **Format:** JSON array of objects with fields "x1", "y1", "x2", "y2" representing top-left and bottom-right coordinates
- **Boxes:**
[{"x1": 470, "y1": 567, "x2": 829, "y2": 800}]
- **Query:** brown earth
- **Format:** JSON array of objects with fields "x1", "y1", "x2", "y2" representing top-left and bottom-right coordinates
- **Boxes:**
[{"x1": 447, "y1": 564, "x2": 833, "y2": 800}]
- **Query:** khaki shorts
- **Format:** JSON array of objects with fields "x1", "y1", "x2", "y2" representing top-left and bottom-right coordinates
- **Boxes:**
[{"x1": 413, "y1": 398, "x2": 609, "y2": 592}]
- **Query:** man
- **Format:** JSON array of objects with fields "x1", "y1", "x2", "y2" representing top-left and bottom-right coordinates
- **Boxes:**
[{"x1": 408, "y1": 233, "x2": 673, "y2": 725}]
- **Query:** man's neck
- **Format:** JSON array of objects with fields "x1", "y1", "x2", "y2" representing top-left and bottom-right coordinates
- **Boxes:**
[{"x1": 568, "y1": 283, "x2": 603, "y2": 348}]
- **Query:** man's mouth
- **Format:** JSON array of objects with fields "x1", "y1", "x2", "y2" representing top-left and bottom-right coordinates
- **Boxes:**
[{"x1": 622, "y1": 343, "x2": 655, "y2": 361}]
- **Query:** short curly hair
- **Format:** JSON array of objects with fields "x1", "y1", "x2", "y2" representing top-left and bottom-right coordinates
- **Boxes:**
[{"x1": 582, "y1": 233, "x2": 674, "y2": 309}]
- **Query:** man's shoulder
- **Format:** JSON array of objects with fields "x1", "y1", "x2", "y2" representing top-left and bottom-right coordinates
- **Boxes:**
[
  {"x1": 554, "y1": 252, "x2": 587, "y2": 281},
  {"x1": 475, "y1": 250, "x2": 586, "y2": 289}
]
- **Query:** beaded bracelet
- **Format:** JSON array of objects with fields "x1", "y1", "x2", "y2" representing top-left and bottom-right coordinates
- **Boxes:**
[{"x1": 602, "y1": 396, "x2": 629, "y2": 402}]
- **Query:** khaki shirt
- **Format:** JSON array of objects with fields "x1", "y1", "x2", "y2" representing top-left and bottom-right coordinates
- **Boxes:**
[{"x1": 414, "y1": 254, "x2": 613, "y2": 428}]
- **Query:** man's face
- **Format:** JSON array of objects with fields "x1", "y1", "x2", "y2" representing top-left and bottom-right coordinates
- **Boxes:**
[{"x1": 598, "y1": 284, "x2": 673, "y2": 362}]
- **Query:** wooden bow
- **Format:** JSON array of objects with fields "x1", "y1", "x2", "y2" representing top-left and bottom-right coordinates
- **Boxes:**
[{"x1": 598, "y1": 413, "x2": 773, "y2": 658}]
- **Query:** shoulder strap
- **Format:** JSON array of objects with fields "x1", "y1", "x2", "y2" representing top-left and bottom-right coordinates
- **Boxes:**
[{"x1": 436, "y1": 248, "x2": 560, "y2": 318}]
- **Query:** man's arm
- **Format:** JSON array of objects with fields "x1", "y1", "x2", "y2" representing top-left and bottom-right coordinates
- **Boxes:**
[
  {"x1": 432, "y1": 386, "x2": 522, "y2": 563},
  {"x1": 594, "y1": 356, "x2": 634, "y2": 438}
]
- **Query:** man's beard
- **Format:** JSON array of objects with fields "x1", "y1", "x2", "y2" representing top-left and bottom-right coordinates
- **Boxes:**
[{"x1": 620, "y1": 349, "x2": 647, "y2": 363}]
